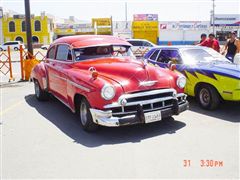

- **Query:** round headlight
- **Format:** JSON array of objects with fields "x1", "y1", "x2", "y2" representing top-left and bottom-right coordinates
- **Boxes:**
[
  {"x1": 101, "y1": 84, "x2": 115, "y2": 100},
  {"x1": 177, "y1": 76, "x2": 187, "y2": 89}
]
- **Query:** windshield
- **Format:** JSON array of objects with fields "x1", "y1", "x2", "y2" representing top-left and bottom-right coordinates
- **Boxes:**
[
  {"x1": 181, "y1": 48, "x2": 231, "y2": 64},
  {"x1": 74, "y1": 45, "x2": 135, "y2": 61}
]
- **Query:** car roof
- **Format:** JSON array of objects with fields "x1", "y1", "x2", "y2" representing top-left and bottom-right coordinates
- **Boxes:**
[
  {"x1": 127, "y1": 39, "x2": 151, "y2": 42},
  {"x1": 153, "y1": 45, "x2": 209, "y2": 50},
  {"x1": 53, "y1": 35, "x2": 131, "y2": 48}
]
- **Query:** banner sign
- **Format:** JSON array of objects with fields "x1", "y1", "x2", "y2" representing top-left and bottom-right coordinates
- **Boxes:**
[
  {"x1": 133, "y1": 14, "x2": 158, "y2": 21},
  {"x1": 160, "y1": 21, "x2": 209, "y2": 30},
  {"x1": 212, "y1": 14, "x2": 240, "y2": 26}
]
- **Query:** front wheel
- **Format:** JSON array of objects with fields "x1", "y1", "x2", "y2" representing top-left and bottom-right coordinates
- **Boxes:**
[
  {"x1": 197, "y1": 85, "x2": 220, "y2": 110},
  {"x1": 34, "y1": 80, "x2": 49, "y2": 101},
  {"x1": 79, "y1": 98, "x2": 98, "y2": 132}
]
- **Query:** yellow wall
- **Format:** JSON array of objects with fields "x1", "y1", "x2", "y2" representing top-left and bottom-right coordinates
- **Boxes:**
[
  {"x1": 132, "y1": 21, "x2": 159, "y2": 44},
  {"x1": 2, "y1": 15, "x2": 52, "y2": 44}
]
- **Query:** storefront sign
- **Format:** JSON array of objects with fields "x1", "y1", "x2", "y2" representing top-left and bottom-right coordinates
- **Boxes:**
[{"x1": 132, "y1": 21, "x2": 158, "y2": 31}]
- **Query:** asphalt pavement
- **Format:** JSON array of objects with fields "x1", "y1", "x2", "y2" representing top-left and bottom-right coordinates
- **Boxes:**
[{"x1": 0, "y1": 81, "x2": 239, "y2": 179}]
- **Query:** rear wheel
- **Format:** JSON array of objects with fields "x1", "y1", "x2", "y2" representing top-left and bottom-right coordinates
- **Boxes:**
[
  {"x1": 0, "y1": 47, "x2": 3, "y2": 51},
  {"x1": 14, "y1": 47, "x2": 19, "y2": 51},
  {"x1": 34, "y1": 80, "x2": 49, "y2": 101},
  {"x1": 197, "y1": 85, "x2": 220, "y2": 110},
  {"x1": 79, "y1": 98, "x2": 98, "y2": 132}
]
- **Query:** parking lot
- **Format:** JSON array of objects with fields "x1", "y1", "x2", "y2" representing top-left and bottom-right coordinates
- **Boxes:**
[{"x1": 1, "y1": 81, "x2": 239, "y2": 179}]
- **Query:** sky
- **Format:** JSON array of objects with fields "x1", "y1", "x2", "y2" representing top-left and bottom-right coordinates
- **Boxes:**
[{"x1": 1, "y1": 0, "x2": 240, "y2": 22}]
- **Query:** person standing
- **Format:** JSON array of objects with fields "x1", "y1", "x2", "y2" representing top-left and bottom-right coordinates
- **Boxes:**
[
  {"x1": 221, "y1": 31, "x2": 240, "y2": 61},
  {"x1": 199, "y1": 33, "x2": 207, "y2": 44},
  {"x1": 199, "y1": 33, "x2": 220, "y2": 52}
]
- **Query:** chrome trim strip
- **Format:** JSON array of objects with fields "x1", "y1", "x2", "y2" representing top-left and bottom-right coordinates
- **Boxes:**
[
  {"x1": 112, "y1": 104, "x2": 173, "y2": 116},
  {"x1": 105, "y1": 96, "x2": 173, "y2": 109},
  {"x1": 119, "y1": 88, "x2": 176, "y2": 100},
  {"x1": 67, "y1": 80, "x2": 90, "y2": 92},
  {"x1": 51, "y1": 74, "x2": 67, "y2": 81},
  {"x1": 50, "y1": 74, "x2": 90, "y2": 92}
]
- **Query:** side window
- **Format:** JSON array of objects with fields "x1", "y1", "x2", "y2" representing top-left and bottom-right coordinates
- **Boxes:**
[
  {"x1": 128, "y1": 41, "x2": 143, "y2": 46},
  {"x1": 149, "y1": 50, "x2": 159, "y2": 61},
  {"x1": 157, "y1": 49, "x2": 182, "y2": 64},
  {"x1": 56, "y1": 45, "x2": 72, "y2": 61},
  {"x1": 47, "y1": 46, "x2": 56, "y2": 59},
  {"x1": 143, "y1": 41, "x2": 153, "y2": 47}
]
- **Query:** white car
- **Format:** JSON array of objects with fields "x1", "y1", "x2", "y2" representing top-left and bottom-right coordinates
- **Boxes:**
[
  {"x1": 0, "y1": 41, "x2": 25, "y2": 51},
  {"x1": 40, "y1": 44, "x2": 50, "y2": 50},
  {"x1": 127, "y1": 39, "x2": 156, "y2": 57},
  {"x1": 233, "y1": 53, "x2": 240, "y2": 65}
]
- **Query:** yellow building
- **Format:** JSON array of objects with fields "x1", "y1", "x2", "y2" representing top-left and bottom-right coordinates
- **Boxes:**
[{"x1": 2, "y1": 13, "x2": 54, "y2": 45}]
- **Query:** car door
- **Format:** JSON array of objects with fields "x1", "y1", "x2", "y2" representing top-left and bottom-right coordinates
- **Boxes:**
[{"x1": 46, "y1": 44, "x2": 72, "y2": 102}]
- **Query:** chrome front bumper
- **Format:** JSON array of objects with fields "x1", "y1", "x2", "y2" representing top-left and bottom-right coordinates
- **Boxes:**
[{"x1": 90, "y1": 99, "x2": 189, "y2": 127}]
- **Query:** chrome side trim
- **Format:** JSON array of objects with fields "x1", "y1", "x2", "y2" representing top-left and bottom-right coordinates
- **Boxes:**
[
  {"x1": 51, "y1": 74, "x2": 67, "y2": 81},
  {"x1": 67, "y1": 80, "x2": 90, "y2": 92},
  {"x1": 105, "y1": 96, "x2": 173, "y2": 108},
  {"x1": 50, "y1": 74, "x2": 90, "y2": 92}
]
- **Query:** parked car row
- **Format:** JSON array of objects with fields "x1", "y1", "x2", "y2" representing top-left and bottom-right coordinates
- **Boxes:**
[
  {"x1": 31, "y1": 35, "x2": 240, "y2": 132},
  {"x1": 0, "y1": 41, "x2": 25, "y2": 51}
]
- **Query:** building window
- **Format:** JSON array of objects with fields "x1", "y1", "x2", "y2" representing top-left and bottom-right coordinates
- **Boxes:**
[
  {"x1": 22, "y1": 21, "x2": 26, "y2": 32},
  {"x1": 15, "y1": 36, "x2": 23, "y2": 43},
  {"x1": 32, "y1": 36, "x2": 39, "y2": 44},
  {"x1": 34, "y1": 20, "x2": 41, "y2": 31},
  {"x1": 9, "y1": 21, "x2": 15, "y2": 32}
]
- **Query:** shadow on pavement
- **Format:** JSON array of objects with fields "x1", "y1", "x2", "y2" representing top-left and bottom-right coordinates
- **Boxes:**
[
  {"x1": 25, "y1": 94, "x2": 186, "y2": 147},
  {"x1": 188, "y1": 97, "x2": 240, "y2": 123}
]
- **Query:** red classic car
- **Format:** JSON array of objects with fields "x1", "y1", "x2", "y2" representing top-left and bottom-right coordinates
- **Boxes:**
[{"x1": 31, "y1": 35, "x2": 189, "y2": 131}]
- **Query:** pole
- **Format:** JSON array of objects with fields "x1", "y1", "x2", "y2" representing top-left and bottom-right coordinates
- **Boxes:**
[
  {"x1": 125, "y1": 2, "x2": 127, "y2": 22},
  {"x1": 19, "y1": 45, "x2": 24, "y2": 80},
  {"x1": 212, "y1": 0, "x2": 215, "y2": 34},
  {"x1": 110, "y1": 16, "x2": 113, "y2": 35},
  {"x1": 24, "y1": 0, "x2": 33, "y2": 57},
  {"x1": 7, "y1": 46, "x2": 13, "y2": 81}
]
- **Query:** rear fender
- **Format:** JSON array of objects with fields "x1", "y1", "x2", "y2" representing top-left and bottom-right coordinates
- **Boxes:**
[{"x1": 31, "y1": 62, "x2": 48, "y2": 90}]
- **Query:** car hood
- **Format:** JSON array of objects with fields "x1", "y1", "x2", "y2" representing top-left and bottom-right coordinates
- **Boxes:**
[
  {"x1": 73, "y1": 57, "x2": 175, "y2": 93},
  {"x1": 193, "y1": 62, "x2": 240, "y2": 80}
]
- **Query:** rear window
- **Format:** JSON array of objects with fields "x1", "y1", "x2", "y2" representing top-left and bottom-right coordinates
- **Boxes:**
[{"x1": 47, "y1": 46, "x2": 56, "y2": 59}]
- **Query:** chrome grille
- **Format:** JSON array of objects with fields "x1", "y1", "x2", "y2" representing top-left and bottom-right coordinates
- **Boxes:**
[{"x1": 104, "y1": 88, "x2": 187, "y2": 117}]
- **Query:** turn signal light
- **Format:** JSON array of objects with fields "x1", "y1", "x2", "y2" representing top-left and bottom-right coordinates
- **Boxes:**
[
  {"x1": 170, "y1": 64, "x2": 177, "y2": 71},
  {"x1": 92, "y1": 71, "x2": 98, "y2": 79}
]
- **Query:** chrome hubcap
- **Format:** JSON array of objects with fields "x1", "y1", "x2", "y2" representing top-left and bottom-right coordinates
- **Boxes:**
[
  {"x1": 80, "y1": 103, "x2": 88, "y2": 126},
  {"x1": 199, "y1": 88, "x2": 210, "y2": 106},
  {"x1": 34, "y1": 81, "x2": 40, "y2": 98}
]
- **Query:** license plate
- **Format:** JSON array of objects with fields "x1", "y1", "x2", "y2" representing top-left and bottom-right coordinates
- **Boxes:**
[{"x1": 144, "y1": 111, "x2": 162, "y2": 123}]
